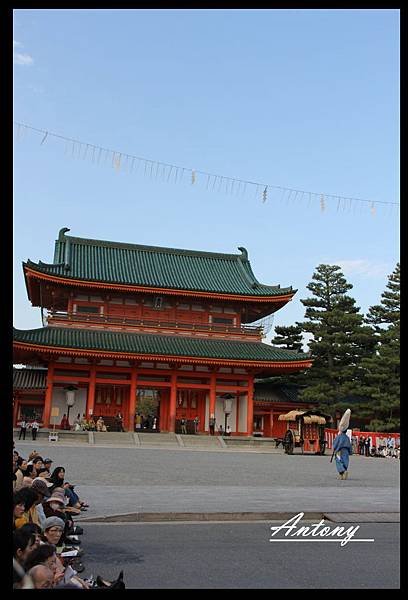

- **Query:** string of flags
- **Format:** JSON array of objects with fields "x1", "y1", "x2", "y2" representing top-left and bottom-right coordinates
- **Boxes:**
[{"x1": 14, "y1": 121, "x2": 399, "y2": 216}]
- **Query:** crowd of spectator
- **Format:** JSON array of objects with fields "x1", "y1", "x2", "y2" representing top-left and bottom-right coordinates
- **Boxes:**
[
  {"x1": 351, "y1": 435, "x2": 400, "y2": 458},
  {"x1": 12, "y1": 443, "x2": 99, "y2": 589}
]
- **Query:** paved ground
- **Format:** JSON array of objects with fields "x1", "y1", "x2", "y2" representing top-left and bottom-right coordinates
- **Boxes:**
[
  {"x1": 15, "y1": 442, "x2": 400, "y2": 516},
  {"x1": 79, "y1": 522, "x2": 400, "y2": 588}
]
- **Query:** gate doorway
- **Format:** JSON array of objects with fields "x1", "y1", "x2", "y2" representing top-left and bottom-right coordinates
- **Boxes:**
[{"x1": 176, "y1": 389, "x2": 206, "y2": 434}]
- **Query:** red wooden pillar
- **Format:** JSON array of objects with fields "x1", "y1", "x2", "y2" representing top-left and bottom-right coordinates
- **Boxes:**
[
  {"x1": 128, "y1": 366, "x2": 138, "y2": 432},
  {"x1": 13, "y1": 394, "x2": 20, "y2": 427},
  {"x1": 43, "y1": 362, "x2": 55, "y2": 428},
  {"x1": 87, "y1": 364, "x2": 96, "y2": 420},
  {"x1": 209, "y1": 371, "x2": 216, "y2": 433},
  {"x1": 169, "y1": 372, "x2": 177, "y2": 432},
  {"x1": 236, "y1": 392, "x2": 240, "y2": 434},
  {"x1": 246, "y1": 375, "x2": 254, "y2": 437}
]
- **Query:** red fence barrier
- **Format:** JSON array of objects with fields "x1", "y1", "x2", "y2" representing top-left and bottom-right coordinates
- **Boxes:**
[{"x1": 325, "y1": 428, "x2": 400, "y2": 450}]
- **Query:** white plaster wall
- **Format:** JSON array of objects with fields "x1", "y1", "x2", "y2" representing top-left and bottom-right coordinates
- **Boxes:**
[
  {"x1": 215, "y1": 396, "x2": 237, "y2": 432},
  {"x1": 238, "y1": 394, "x2": 248, "y2": 432},
  {"x1": 204, "y1": 393, "x2": 209, "y2": 431},
  {"x1": 51, "y1": 387, "x2": 87, "y2": 427}
]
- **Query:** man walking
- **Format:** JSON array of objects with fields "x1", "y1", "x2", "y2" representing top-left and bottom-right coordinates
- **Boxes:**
[
  {"x1": 18, "y1": 419, "x2": 27, "y2": 440},
  {"x1": 332, "y1": 409, "x2": 353, "y2": 480}
]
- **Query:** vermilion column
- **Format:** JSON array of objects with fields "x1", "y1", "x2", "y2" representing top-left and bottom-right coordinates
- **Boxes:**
[
  {"x1": 43, "y1": 362, "x2": 55, "y2": 428},
  {"x1": 87, "y1": 364, "x2": 96, "y2": 419},
  {"x1": 269, "y1": 412, "x2": 273, "y2": 438},
  {"x1": 13, "y1": 395, "x2": 19, "y2": 427},
  {"x1": 169, "y1": 372, "x2": 177, "y2": 432},
  {"x1": 128, "y1": 366, "x2": 138, "y2": 432},
  {"x1": 209, "y1": 371, "x2": 217, "y2": 433},
  {"x1": 246, "y1": 375, "x2": 254, "y2": 437}
]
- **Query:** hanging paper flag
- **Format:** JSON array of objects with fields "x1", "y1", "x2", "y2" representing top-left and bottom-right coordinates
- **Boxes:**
[
  {"x1": 262, "y1": 186, "x2": 268, "y2": 203},
  {"x1": 320, "y1": 194, "x2": 325, "y2": 212},
  {"x1": 113, "y1": 153, "x2": 122, "y2": 171},
  {"x1": 40, "y1": 131, "x2": 48, "y2": 145},
  {"x1": 370, "y1": 202, "x2": 376, "y2": 216},
  {"x1": 191, "y1": 169, "x2": 196, "y2": 184}
]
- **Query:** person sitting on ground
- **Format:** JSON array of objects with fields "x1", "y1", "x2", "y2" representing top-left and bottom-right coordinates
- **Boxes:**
[
  {"x1": 13, "y1": 491, "x2": 27, "y2": 530},
  {"x1": 13, "y1": 527, "x2": 38, "y2": 566},
  {"x1": 96, "y1": 416, "x2": 104, "y2": 432},
  {"x1": 14, "y1": 486, "x2": 42, "y2": 528},
  {"x1": 19, "y1": 523, "x2": 42, "y2": 551},
  {"x1": 39, "y1": 522, "x2": 89, "y2": 589},
  {"x1": 48, "y1": 466, "x2": 89, "y2": 509},
  {"x1": 23, "y1": 543, "x2": 65, "y2": 587},
  {"x1": 14, "y1": 456, "x2": 28, "y2": 491},
  {"x1": 27, "y1": 450, "x2": 40, "y2": 462},
  {"x1": 31, "y1": 456, "x2": 44, "y2": 476},
  {"x1": 31, "y1": 478, "x2": 52, "y2": 528},
  {"x1": 43, "y1": 457, "x2": 53, "y2": 471},
  {"x1": 48, "y1": 466, "x2": 67, "y2": 492},
  {"x1": 27, "y1": 564, "x2": 55, "y2": 589},
  {"x1": 21, "y1": 464, "x2": 38, "y2": 488}
]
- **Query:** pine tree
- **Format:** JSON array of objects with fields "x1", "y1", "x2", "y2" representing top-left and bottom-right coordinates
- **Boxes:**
[
  {"x1": 357, "y1": 264, "x2": 400, "y2": 431},
  {"x1": 298, "y1": 264, "x2": 376, "y2": 413},
  {"x1": 271, "y1": 324, "x2": 304, "y2": 352},
  {"x1": 365, "y1": 263, "x2": 400, "y2": 329}
]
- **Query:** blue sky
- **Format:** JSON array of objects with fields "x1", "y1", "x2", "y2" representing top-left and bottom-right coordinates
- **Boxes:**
[{"x1": 13, "y1": 9, "x2": 400, "y2": 342}]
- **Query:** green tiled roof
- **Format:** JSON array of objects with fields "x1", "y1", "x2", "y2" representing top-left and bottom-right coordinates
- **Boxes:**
[
  {"x1": 14, "y1": 327, "x2": 310, "y2": 364},
  {"x1": 24, "y1": 228, "x2": 294, "y2": 297},
  {"x1": 13, "y1": 367, "x2": 47, "y2": 389}
]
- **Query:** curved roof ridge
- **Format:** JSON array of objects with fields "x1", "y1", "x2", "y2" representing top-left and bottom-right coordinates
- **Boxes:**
[{"x1": 57, "y1": 231, "x2": 243, "y2": 261}]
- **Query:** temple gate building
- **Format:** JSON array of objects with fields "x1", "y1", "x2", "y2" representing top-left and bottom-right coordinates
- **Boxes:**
[{"x1": 13, "y1": 228, "x2": 313, "y2": 436}]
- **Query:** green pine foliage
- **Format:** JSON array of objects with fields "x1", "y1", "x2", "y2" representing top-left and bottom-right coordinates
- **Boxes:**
[
  {"x1": 297, "y1": 265, "x2": 376, "y2": 413},
  {"x1": 271, "y1": 324, "x2": 304, "y2": 352},
  {"x1": 357, "y1": 264, "x2": 400, "y2": 431}
]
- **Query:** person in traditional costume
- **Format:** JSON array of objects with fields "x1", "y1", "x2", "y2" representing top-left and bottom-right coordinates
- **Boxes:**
[{"x1": 332, "y1": 409, "x2": 352, "y2": 480}]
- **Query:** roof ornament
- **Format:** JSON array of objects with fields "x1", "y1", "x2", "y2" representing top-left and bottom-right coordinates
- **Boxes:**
[
  {"x1": 237, "y1": 247, "x2": 248, "y2": 260},
  {"x1": 58, "y1": 227, "x2": 70, "y2": 241}
]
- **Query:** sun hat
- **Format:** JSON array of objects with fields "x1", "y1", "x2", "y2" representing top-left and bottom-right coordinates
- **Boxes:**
[
  {"x1": 31, "y1": 478, "x2": 51, "y2": 498},
  {"x1": 51, "y1": 488, "x2": 68, "y2": 504},
  {"x1": 43, "y1": 516, "x2": 65, "y2": 531},
  {"x1": 45, "y1": 494, "x2": 66, "y2": 506}
]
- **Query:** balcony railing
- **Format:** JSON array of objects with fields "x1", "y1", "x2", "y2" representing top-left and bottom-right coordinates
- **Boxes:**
[{"x1": 46, "y1": 311, "x2": 263, "y2": 337}]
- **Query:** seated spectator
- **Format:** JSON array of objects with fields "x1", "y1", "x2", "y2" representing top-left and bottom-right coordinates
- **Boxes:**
[
  {"x1": 49, "y1": 466, "x2": 89, "y2": 509},
  {"x1": 13, "y1": 491, "x2": 27, "y2": 530},
  {"x1": 14, "y1": 487, "x2": 42, "y2": 528},
  {"x1": 49, "y1": 466, "x2": 66, "y2": 492},
  {"x1": 14, "y1": 456, "x2": 28, "y2": 491},
  {"x1": 19, "y1": 523, "x2": 42, "y2": 551},
  {"x1": 27, "y1": 450, "x2": 40, "y2": 462},
  {"x1": 27, "y1": 564, "x2": 54, "y2": 589},
  {"x1": 21, "y1": 464, "x2": 37, "y2": 488},
  {"x1": 31, "y1": 456, "x2": 44, "y2": 476},
  {"x1": 13, "y1": 527, "x2": 37, "y2": 566},
  {"x1": 41, "y1": 516, "x2": 65, "y2": 547},
  {"x1": 31, "y1": 479, "x2": 52, "y2": 528},
  {"x1": 23, "y1": 543, "x2": 65, "y2": 587},
  {"x1": 43, "y1": 457, "x2": 53, "y2": 471}
]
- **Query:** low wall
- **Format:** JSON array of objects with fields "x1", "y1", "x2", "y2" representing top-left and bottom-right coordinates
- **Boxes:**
[{"x1": 325, "y1": 428, "x2": 400, "y2": 450}]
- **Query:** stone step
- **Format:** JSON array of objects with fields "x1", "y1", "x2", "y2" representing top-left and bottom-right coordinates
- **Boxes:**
[
  {"x1": 14, "y1": 429, "x2": 89, "y2": 443},
  {"x1": 180, "y1": 435, "x2": 222, "y2": 446},
  {"x1": 93, "y1": 432, "x2": 135, "y2": 444}
]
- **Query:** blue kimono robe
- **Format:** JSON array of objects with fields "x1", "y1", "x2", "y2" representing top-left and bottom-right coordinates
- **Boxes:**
[{"x1": 333, "y1": 432, "x2": 352, "y2": 473}]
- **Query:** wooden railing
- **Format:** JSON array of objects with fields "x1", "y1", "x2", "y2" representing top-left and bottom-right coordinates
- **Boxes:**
[{"x1": 46, "y1": 311, "x2": 263, "y2": 337}]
